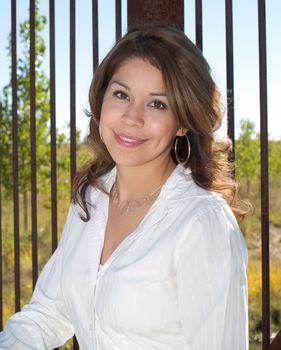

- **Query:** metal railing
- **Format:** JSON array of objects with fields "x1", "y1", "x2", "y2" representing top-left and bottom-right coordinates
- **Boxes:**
[{"x1": 0, "y1": 1, "x2": 279, "y2": 349}]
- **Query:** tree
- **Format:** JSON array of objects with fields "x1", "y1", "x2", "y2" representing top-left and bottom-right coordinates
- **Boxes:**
[
  {"x1": 0, "y1": 2, "x2": 69, "y2": 232},
  {"x1": 268, "y1": 140, "x2": 281, "y2": 177},
  {"x1": 235, "y1": 119, "x2": 260, "y2": 194}
]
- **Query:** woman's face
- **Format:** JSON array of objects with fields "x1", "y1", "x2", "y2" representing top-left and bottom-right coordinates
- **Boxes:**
[{"x1": 99, "y1": 57, "x2": 183, "y2": 169}]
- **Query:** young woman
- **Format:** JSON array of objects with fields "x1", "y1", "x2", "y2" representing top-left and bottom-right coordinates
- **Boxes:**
[{"x1": 0, "y1": 26, "x2": 248, "y2": 350}]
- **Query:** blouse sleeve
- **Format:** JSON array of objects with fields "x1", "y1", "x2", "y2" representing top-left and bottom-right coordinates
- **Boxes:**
[
  {"x1": 0, "y1": 205, "x2": 76, "y2": 350},
  {"x1": 175, "y1": 204, "x2": 248, "y2": 350}
]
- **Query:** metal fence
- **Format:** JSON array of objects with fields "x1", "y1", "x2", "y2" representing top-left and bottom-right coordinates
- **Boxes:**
[{"x1": 0, "y1": 0, "x2": 280, "y2": 349}]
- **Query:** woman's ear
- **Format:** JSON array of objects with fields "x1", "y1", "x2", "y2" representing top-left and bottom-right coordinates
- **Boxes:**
[{"x1": 176, "y1": 127, "x2": 188, "y2": 137}]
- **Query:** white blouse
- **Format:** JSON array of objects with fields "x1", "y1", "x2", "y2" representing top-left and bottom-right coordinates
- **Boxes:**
[{"x1": 0, "y1": 165, "x2": 249, "y2": 349}]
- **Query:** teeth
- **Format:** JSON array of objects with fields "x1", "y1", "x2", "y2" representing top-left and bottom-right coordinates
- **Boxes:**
[{"x1": 120, "y1": 135, "x2": 136, "y2": 143}]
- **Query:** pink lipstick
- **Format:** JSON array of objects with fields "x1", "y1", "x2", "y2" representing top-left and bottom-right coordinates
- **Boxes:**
[{"x1": 114, "y1": 132, "x2": 145, "y2": 148}]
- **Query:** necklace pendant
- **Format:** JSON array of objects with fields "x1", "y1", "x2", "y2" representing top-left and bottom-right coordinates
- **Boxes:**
[
  {"x1": 110, "y1": 180, "x2": 162, "y2": 215},
  {"x1": 118, "y1": 200, "x2": 130, "y2": 214},
  {"x1": 128, "y1": 199, "x2": 144, "y2": 212}
]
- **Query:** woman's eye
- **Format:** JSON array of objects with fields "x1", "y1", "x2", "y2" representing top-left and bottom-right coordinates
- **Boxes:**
[
  {"x1": 149, "y1": 100, "x2": 167, "y2": 110},
  {"x1": 113, "y1": 91, "x2": 129, "y2": 100}
]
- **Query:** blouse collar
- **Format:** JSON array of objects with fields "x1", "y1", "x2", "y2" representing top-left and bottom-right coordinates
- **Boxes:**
[{"x1": 98, "y1": 164, "x2": 193, "y2": 205}]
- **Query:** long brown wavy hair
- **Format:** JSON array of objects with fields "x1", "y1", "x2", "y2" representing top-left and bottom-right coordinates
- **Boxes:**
[{"x1": 73, "y1": 25, "x2": 246, "y2": 221}]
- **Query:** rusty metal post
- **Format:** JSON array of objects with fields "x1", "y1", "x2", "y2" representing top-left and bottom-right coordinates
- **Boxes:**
[
  {"x1": 128, "y1": 0, "x2": 184, "y2": 31},
  {"x1": 225, "y1": 0, "x2": 235, "y2": 163},
  {"x1": 0, "y1": 143, "x2": 2, "y2": 330},
  {"x1": 258, "y1": 0, "x2": 270, "y2": 349},
  {"x1": 70, "y1": 0, "x2": 77, "y2": 189},
  {"x1": 116, "y1": 0, "x2": 122, "y2": 41},
  {"x1": 92, "y1": 0, "x2": 99, "y2": 73},
  {"x1": 49, "y1": 0, "x2": 58, "y2": 253},
  {"x1": 195, "y1": 0, "x2": 202, "y2": 51},
  {"x1": 29, "y1": 0, "x2": 38, "y2": 291},
  {"x1": 11, "y1": 0, "x2": 21, "y2": 313}
]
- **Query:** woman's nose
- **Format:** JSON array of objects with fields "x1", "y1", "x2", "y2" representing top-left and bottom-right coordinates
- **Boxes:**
[{"x1": 122, "y1": 102, "x2": 144, "y2": 127}]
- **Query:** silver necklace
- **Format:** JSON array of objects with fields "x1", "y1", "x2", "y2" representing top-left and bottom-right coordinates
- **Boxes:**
[{"x1": 110, "y1": 181, "x2": 162, "y2": 214}]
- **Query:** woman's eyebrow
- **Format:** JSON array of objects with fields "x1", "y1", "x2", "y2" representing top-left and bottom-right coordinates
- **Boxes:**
[
  {"x1": 111, "y1": 80, "x2": 130, "y2": 90},
  {"x1": 111, "y1": 80, "x2": 167, "y2": 97},
  {"x1": 149, "y1": 92, "x2": 167, "y2": 97}
]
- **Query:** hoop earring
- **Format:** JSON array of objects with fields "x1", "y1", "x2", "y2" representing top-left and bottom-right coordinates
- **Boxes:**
[
  {"x1": 174, "y1": 134, "x2": 191, "y2": 165},
  {"x1": 99, "y1": 125, "x2": 104, "y2": 143}
]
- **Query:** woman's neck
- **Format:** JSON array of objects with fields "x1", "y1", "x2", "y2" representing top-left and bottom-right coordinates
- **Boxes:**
[{"x1": 114, "y1": 158, "x2": 176, "y2": 202}]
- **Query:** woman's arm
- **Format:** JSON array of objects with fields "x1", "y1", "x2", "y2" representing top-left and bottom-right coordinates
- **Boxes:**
[
  {"x1": 176, "y1": 204, "x2": 248, "y2": 350},
  {"x1": 0, "y1": 205, "x2": 76, "y2": 350}
]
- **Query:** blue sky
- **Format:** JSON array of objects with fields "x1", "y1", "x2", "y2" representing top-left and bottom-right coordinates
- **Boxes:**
[{"x1": 0, "y1": 0, "x2": 280, "y2": 140}]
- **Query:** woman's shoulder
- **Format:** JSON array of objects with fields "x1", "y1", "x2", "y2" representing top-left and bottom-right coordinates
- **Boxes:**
[
  {"x1": 171, "y1": 166, "x2": 247, "y2": 246},
  {"x1": 168, "y1": 168, "x2": 247, "y2": 262},
  {"x1": 164, "y1": 165, "x2": 228, "y2": 218},
  {"x1": 73, "y1": 166, "x2": 116, "y2": 211}
]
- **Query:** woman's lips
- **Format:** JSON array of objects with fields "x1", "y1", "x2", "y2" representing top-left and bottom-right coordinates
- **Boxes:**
[{"x1": 114, "y1": 132, "x2": 145, "y2": 147}]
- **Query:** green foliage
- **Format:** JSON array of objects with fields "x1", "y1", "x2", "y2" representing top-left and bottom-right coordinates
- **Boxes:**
[
  {"x1": 235, "y1": 119, "x2": 260, "y2": 194},
  {"x1": 0, "y1": 2, "x2": 71, "y2": 220},
  {"x1": 236, "y1": 119, "x2": 281, "y2": 228},
  {"x1": 236, "y1": 118, "x2": 281, "y2": 181},
  {"x1": 269, "y1": 140, "x2": 281, "y2": 176},
  {"x1": 236, "y1": 118, "x2": 281, "y2": 345}
]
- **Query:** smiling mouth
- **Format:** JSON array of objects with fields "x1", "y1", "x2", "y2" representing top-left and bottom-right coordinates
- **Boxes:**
[{"x1": 115, "y1": 132, "x2": 145, "y2": 147}]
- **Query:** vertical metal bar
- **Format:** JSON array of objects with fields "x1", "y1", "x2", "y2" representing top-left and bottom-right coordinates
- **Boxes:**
[
  {"x1": 258, "y1": 1, "x2": 270, "y2": 349},
  {"x1": 115, "y1": 0, "x2": 122, "y2": 42},
  {"x1": 49, "y1": 0, "x2": 58, "y2": 252},
  {"x1": 195, "y1": 0, "x2": 203, "y2": 50},
  {"x1": 92, "y1": 0, "x2": 99, "y2": 72},
  {"x1": 0, "y1": 158, "x2": 2, "y2": 330},
  {"x1": 11, "y1": 0, "x2": 21, "y2": 313},
  {"x1": 70, "y1": 0, "x2": 76, "y2": 187},
  {"x1": 225, "y1": 0, "x2": 235, "y2": 161},
  {"x1": 0, "y1": 86, "x2": 3, "y2": 329},
  {"x1": 70, "y1": 2, "x2": 79, "y2": 348},
  {"x1": 258, "y1": 0, "x2": 270, "y2": 350},
  {"x1": 30, "y1": 0, "x2": 38, "y2": 289}
]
